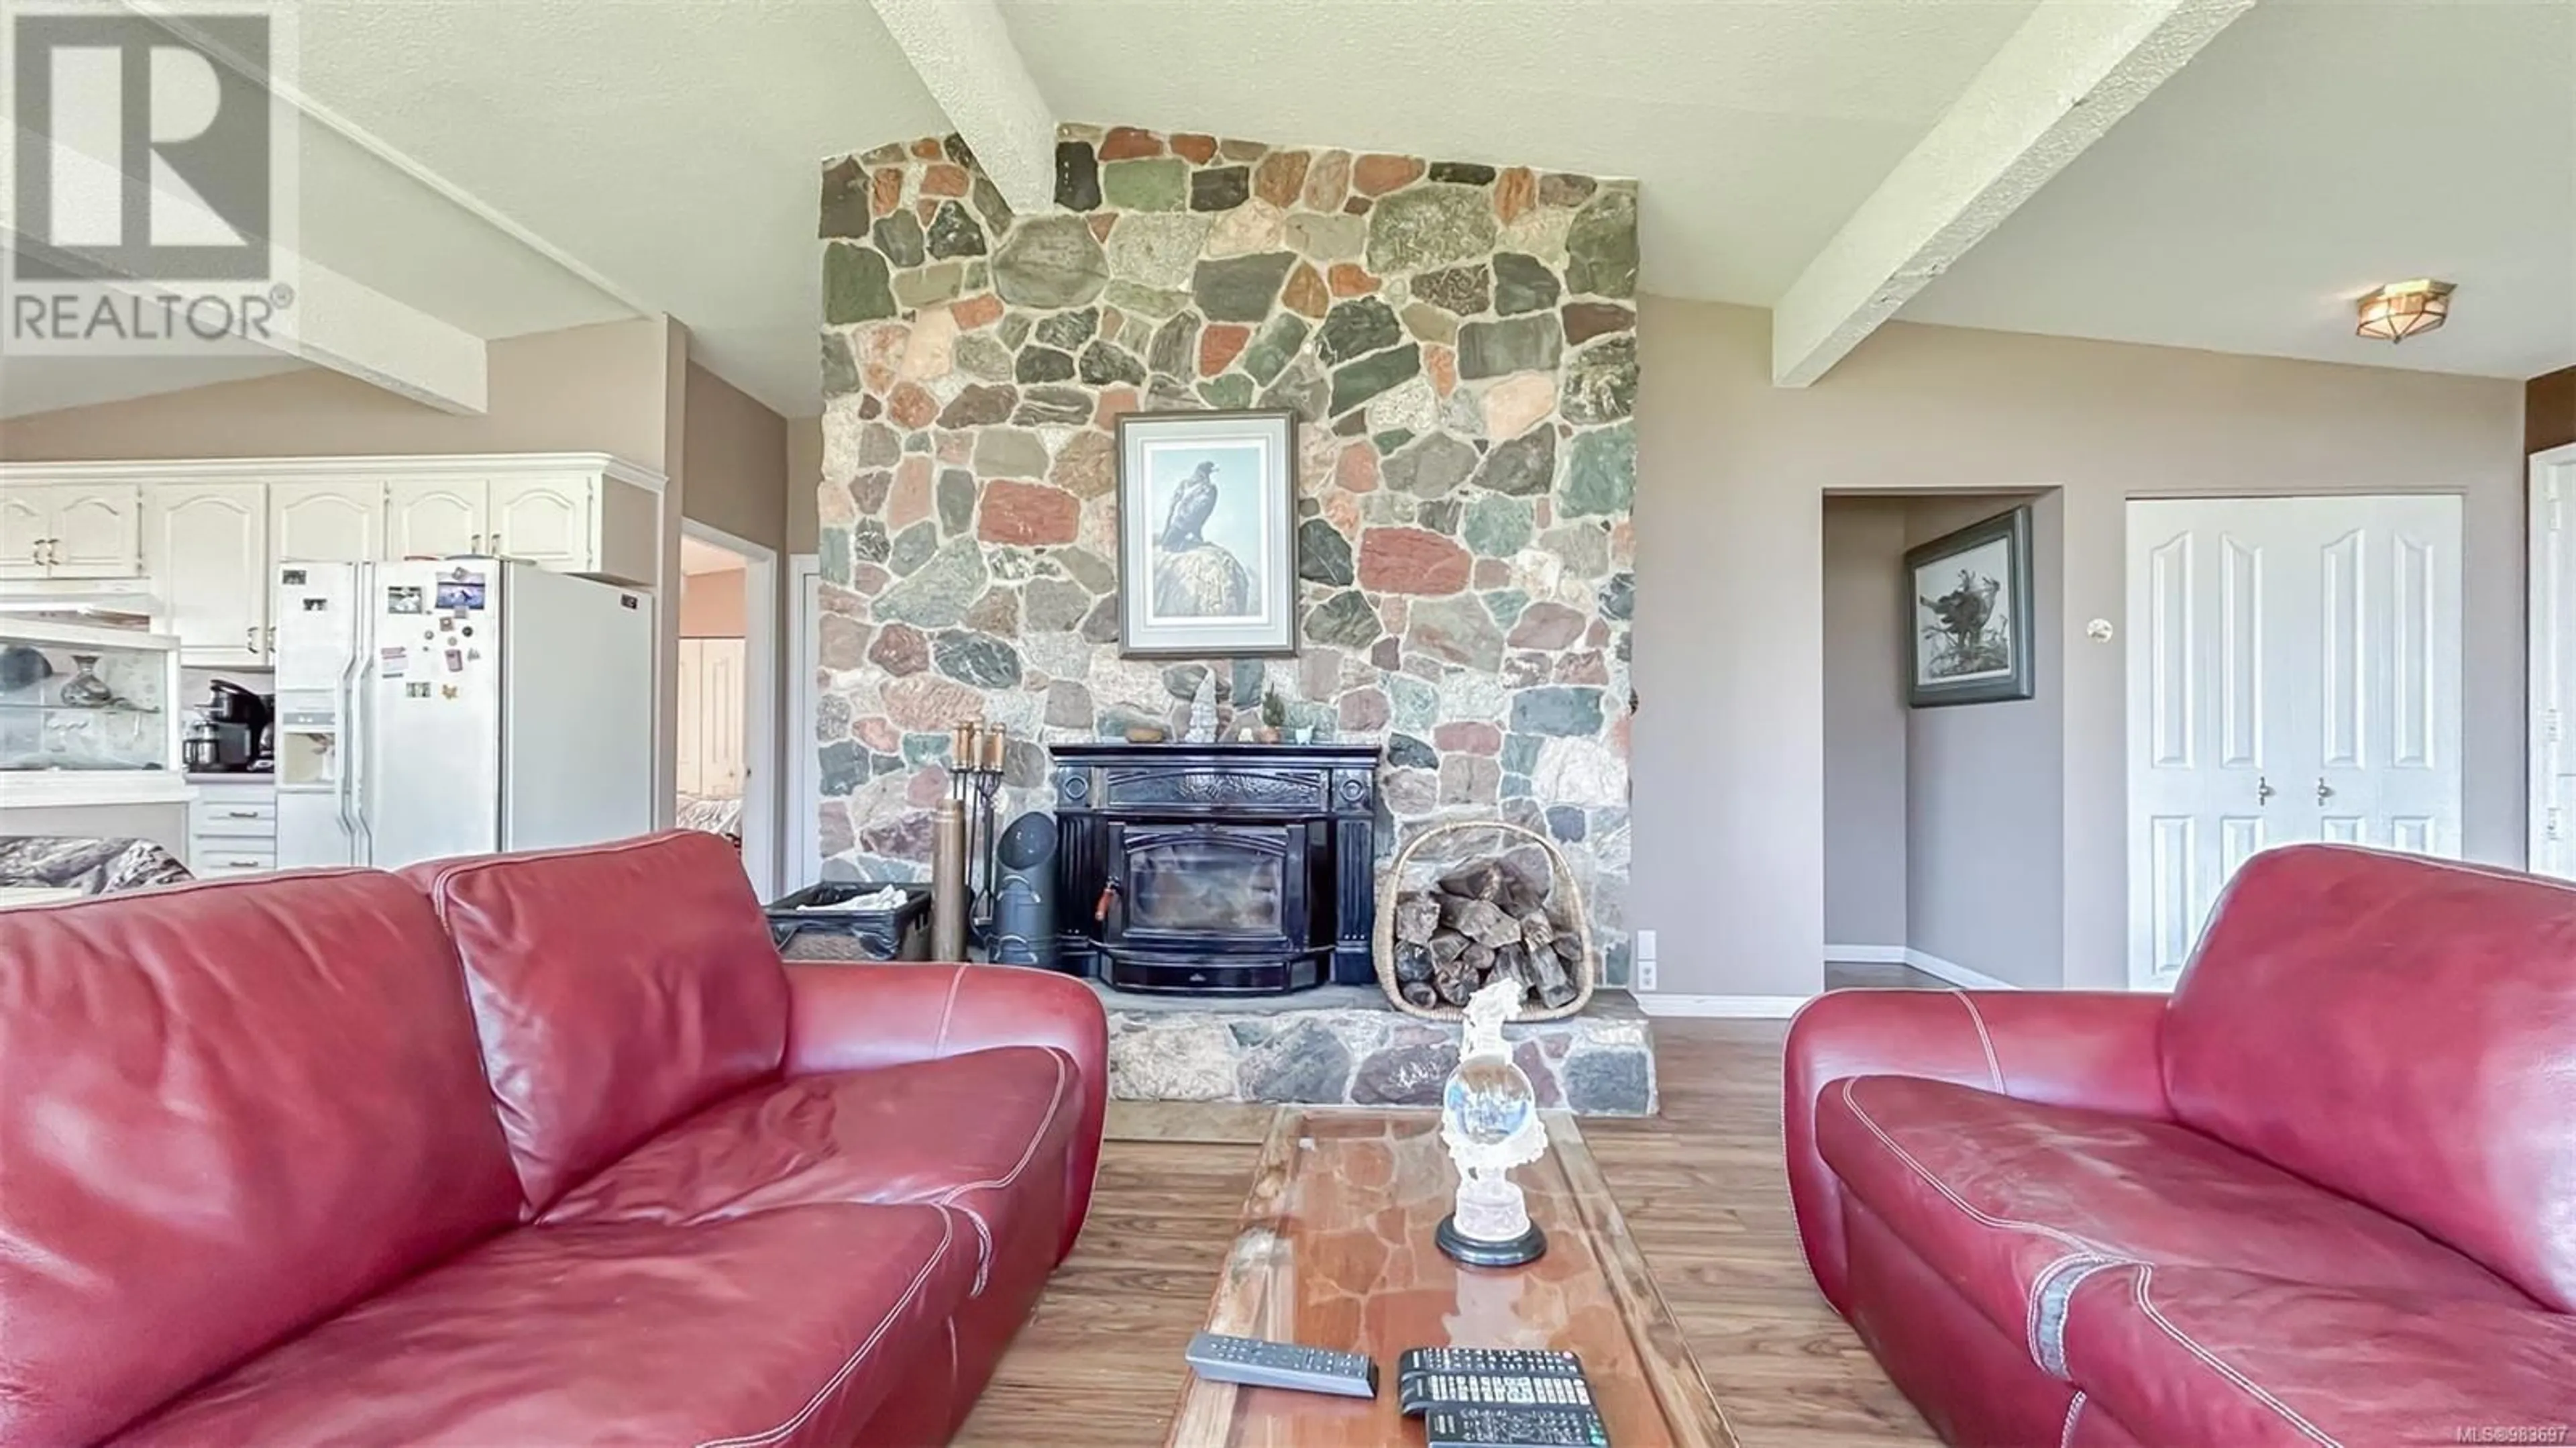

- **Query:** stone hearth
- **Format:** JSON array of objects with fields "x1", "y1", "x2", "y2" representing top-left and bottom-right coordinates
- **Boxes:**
[{"x1": 1100, "y1": 983, "x2": 1656, "y2": 1115}]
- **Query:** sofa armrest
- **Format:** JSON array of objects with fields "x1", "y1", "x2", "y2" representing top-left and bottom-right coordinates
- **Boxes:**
[
  {"x1": 782, "y1": 962, "x2": 1110, "y2": 1262},
  {"x1": 1783, "y1": 988, "x2": 2170, "y2": 1314}
]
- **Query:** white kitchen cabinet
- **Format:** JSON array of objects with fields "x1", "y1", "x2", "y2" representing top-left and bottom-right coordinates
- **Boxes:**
[
  {"x1": 490, "y1": 474, "x2": 592, "y2": 570},
  {"x1": 189, "y1": 778, "x2": 279, "y2": 878},
  {"x1": 0, "y1": 483, "x2": 142, "y2": 578},
  {"x1": 270, "y1": 480, "x2": 384, "y2": 564},
  {"x1": 146, "y1": 482, "x2": 270, "y2": 665},
  {"x1": 386, "y1": 478, "x2": 489, "y2": 560}
]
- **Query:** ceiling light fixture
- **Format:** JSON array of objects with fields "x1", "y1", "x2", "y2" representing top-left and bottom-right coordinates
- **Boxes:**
[{"x1": 2355, "y1": 278, "x2": 2455, "y2": 344}]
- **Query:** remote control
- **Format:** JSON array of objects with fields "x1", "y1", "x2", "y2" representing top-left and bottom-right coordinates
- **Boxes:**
[
  {"x1": 1424, "y1": 1403, "x2": 1612, "y2": 1447},
  {"x1": 1400, "y1": 1370, "x2": 1595, "y2": 1416},
  {"x1": 1184, "y1": 1331, "x2": 1379, "y2": 1399},
  {"x1": 1401, "y1": 1347, "x2": 1587, "y2": 1380}
]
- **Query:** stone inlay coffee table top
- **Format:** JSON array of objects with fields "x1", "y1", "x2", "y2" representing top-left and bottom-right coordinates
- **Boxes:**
[{"x1": 1165, "y1": 1107, "x2": 1735, "y2": 1447}]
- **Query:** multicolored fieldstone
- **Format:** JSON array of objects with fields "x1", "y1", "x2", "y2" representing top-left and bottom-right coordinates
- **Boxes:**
[{"x1": 815, "y1": 122, "x2": 1639, "y2": 982}]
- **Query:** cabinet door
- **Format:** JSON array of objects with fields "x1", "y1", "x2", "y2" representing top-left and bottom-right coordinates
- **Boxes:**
[
  {"x1": 489, "y1": 474, "x2": 594, "y2": 570},
  {"x1": 46, "y1": 483, "x2": 142, "y2": 577},
  {"x1": 385, "y1": 478, "x2": 488, "y2": 559},
  {"x1": 0, "y1": 489, "x2": 47, "y2": 578},
  {"x1": 674, "y1": 638, "x2": 704, "y2": 796},
  {"x1": 148, "y1": 482, "x2": 270, "y2": 664},
  {"x1": 270, "y1": 480, "x2": 384, "y2": 563}
]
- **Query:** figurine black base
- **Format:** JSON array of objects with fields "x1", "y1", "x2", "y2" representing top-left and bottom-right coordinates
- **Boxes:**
[{"x1": 1436, "y1": 1214, "x2": 1548, "y2": 1268}]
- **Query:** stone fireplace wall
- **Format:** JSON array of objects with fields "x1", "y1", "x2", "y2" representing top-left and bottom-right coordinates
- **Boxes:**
[{"x1": 814, "y1": 124, "x2": 1640, "y2": 981}]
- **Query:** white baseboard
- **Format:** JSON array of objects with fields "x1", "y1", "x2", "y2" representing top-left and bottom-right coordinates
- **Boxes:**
[
  {"x1": 1899, "y1": 949, "x2": 2019, "y2": 991},
  {"x1": 1823, "y1": 943, "x2": 1908, "y2": 965},
  {"x1": 1633, "y1": 994, "x2": 1812, "y2": 1019}
]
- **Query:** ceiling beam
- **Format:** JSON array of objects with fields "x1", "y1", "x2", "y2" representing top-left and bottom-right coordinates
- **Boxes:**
[
  {"x1": 868, "y1": 0, "x2": 1057, "y2": 215},
  {"x1": 1770, "y1": 0, "x2": 2254, "y2": 387}
]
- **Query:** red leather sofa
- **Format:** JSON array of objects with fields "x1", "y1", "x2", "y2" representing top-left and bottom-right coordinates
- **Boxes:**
[
  {"x1": 1787, "y1": 845, "x2": 2576, "y2": 1447},
  {"x1": 0, "y1": 831, "x2": 1108, "y2": 1447}
]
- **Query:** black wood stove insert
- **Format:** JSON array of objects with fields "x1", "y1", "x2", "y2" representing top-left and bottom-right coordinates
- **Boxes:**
[{"x1": 1050, "y1": 742, "x2": 1379, "y2": 994}]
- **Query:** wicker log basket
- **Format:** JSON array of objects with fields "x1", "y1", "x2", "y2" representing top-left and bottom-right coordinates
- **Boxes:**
[{"x1": 1373, "y1": 818, "x2": 1597, "y2": 1023}]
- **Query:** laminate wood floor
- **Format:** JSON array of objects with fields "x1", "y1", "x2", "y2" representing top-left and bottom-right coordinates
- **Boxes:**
[{"x1": 955, "y1": 1019, "x2": 1933, "y2": 1447}]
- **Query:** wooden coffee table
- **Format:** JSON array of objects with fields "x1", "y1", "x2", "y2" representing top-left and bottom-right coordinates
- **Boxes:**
[{"x1": 1166, "y1": 1108, "x2": 1735, "y2": 1447}]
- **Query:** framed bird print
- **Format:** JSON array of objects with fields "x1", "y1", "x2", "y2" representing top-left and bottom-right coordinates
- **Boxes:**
[
  {"x1": 1904, "y1": 504, "x2": 2035, "y2": 707},
  {"x1": 1114, "y1": 408, "x2": 1300, "y2": 658}
]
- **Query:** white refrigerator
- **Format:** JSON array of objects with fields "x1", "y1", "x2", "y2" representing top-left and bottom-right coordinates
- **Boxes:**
[{"x1": 272, "y1": 558, "x2": 655, "y2": 870}]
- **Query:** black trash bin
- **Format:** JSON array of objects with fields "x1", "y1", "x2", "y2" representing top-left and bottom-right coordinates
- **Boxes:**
[{"x1": 763, "y1": 881, "x2": 934, "y2": 962}]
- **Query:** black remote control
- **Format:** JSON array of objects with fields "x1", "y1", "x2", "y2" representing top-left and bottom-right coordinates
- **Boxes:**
[
  {"x1": 1401, "y1": 1371, "x2": 1596, "y2": 1415},
  {"x1": 1184, "y1": 1331, "x2": 1379, "y2": 1398},
  {"x1": 1424, "y1": 1403, "x2": 1613, "y2": 1447},
  {"x1": 1401, "y1": 1347, "x2": 1587, "y2": 1380}
]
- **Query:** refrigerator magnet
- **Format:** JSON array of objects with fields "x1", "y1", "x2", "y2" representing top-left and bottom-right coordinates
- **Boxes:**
[
  {"x1": 443, "y1": 648, "x2": 465, "y2": 672},
  {"x1": 436, "y1": 574, "x2": 488, "y2": 611},
  {"x1": 380, "y1": 646, "x2": 409, "y2": 678},
  {"x1": 387, "y1": 586, "x2": 425, "y2": 614},
  {"x1": 405, "y1": 682, "x2": 432, "y2": 700},
  {"x1": 441, "y1": 684, "x2": 460, "y2": 701}
]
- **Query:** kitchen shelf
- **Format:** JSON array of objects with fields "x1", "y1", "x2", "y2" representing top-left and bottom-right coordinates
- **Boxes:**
[{"x1": 0, "y1": 702, "x2": 164, "y2": 715}]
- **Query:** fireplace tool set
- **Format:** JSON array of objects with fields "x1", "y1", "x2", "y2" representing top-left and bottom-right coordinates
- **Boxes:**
[{"x1": 930, "y1": 721, "x2": 1010, "y2": 958}]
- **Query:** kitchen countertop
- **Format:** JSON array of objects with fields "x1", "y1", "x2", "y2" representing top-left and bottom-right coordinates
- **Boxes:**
[
  {"x1": 0, "y1": 772, "x2": 196, "y2": 807},
  {"x1": 186, "y1": 772, "x2": 277, "y2": 786}
]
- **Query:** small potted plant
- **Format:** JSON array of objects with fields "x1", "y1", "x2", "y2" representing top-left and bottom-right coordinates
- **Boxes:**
[{"x1": 1255, "y1": 689, "x2": 1286, "y2": 744}]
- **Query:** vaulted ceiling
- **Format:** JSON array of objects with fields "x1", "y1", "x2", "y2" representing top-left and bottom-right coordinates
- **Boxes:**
[{"x1": 6, "y1": 0, "x2": 2568, "y2": 424}]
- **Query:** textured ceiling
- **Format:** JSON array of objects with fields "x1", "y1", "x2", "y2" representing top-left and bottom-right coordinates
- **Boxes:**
[{"x1": 1901, "y1": 0, "x2": 2576, "y2": 378}]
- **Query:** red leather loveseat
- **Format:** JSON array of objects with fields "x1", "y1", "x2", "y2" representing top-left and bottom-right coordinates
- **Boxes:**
[
  {"x1": 1787, "y1": 845, "x2": 2576, "y2": 1447},
  {"x1": 0, "y1": 830, "x2": 1108, "y2": 1446}
]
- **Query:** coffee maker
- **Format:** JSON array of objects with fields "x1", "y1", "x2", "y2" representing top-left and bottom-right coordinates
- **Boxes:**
[{"x1": 186, "y1": 679, "x2": 272, "y2": 772}]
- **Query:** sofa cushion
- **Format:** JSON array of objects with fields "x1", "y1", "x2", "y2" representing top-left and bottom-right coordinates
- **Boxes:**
[
  {"x1": 1815, "y1": 1074, "x2": 2527, "y2": 1377},
  {"x1": 110, "y1": 1204, "x2": 975, "y2": 1448},
  {"x1": 407, "y1": 831, "x2": 792, "y2": 1212},
  {"x1": 2061, "y1": 1263, "x2": 2576, "y2": 1447},
  {"x1": 2164, "y1": 844, "x2": 2576, "y2": 1310},
  {"x1": 0, "y1": 872, "x2": 521, "y2": 1447},
  {"x1": 542, "y1": 1046, "x2": 1078, "y2": 1294}
]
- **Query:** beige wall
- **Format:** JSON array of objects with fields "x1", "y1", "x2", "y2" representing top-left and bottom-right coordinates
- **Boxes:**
[
  {"x1": 1820, "y1": 499, "x2": 1911, "y2": 949},
  {"x1": 0, "y1": 319, "x2": 673, "y2": 467},
  {"x1": 1634, "y1": 300, "x2": 2526, "y2": 998},
  {"x1": 681, "y1": 363, "x2": 789, "y2": 552},
  {"x1": 681, "y1": 567, "x2": 747, "y2": 637},
  {"x1": 786, "y1": 415, "x2": 822, "y2": 556}
]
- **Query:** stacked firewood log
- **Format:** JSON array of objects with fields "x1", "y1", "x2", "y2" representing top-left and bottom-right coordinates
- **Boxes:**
[{"x1": 1390, "y1": 858, "x2": 1583, "y2": 1011}]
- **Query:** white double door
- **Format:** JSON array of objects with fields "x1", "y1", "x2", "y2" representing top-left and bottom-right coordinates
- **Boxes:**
[{"x1": 2127, "y1": 495, "x2": 2463, "y2": 989}]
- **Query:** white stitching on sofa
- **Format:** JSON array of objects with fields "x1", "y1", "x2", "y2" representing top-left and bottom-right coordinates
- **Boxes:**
[
  {"x1": 932, "y1": 1051, "x2": 1072, "y2": 1297},
  {"x1": 930, "y1": 966, "x2": 967, "y2": 1059},
  {"x1": 2129, "y1": 1266, "x2": 2343, "y2": 1448},
  {"x1": 692, "y1": 1209, "x2": 957, "y2": 1448},
  {"x1": 1952, "y1": 991, "x2": 2005, "y2": 1092},
  {"x1": 2029, "y1": 1256, "x2": 2120, "y2": 1378},
  {"x1": 2059, "y1": 1391, "x2": 2086, "y2": 1448}
]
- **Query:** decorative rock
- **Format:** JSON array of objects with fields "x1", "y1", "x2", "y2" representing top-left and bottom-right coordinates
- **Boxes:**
[
  {"x1": 993, "y1": 215, "x2": 1108, "y2": 308},
  {"x1": 932, "y1": 468, "x2": 974, "y2": 535},
  {"x1": 1352, "y1": 154, "x2": 1425, "y2": 196},
  {"x1": 818, "y1": 612, "x2": 870, "y2": 670},
  {"x1": 1103, "y1": 212, "x2": 1211, "y2": 289},
  {"x1": 1236, "y1": 1020, "x2": 1352, "y2": 1104},
  {"x1": 872, "y1": 209, "x2": 925, "y2": 268},
  {"x1": 1145, "y1": 311, "x2": 1199, "y2": 378},
  {"x1": 1198, "y1": 323, "x2": 1250, "y2": 376},
  {"x1": 977, "y1": 479, "x2": 1081, "y2": 546},
  {"x1": 1201, "y1": 374, "x2": 1256, "y2": 409},
  {"x1": 882, "y1": 671, "x2": 983, "y2": 730},
  {"x1": 1440, "y1": 754, "x2": 1501, "y2": 805},
  {"x1": 924, "y1": 162, "x2": 969, "y2": 197},
  {"x1": 936, "y1": 384, "x2": 1016, "y2": 428},
  {"x1": 1172, "y1": 133, "x2": 1218, "y2": 164},
  {"x1": 1314, "y1": 296, "x2": 1403, "y2": 366},
  {"x1": 1508, "y1": 601, "x2": 1587, "y2": 650},
  {"x1": 1032, "y1": 309, "x2": 1097, "y2": 350},
  {"x1": 1358, "y1": 527, "x2": 1470, "y2": 594},
  {"x1": 1014, "y1": 345, "x2": 1075, "y2": 382},
  {"x1": 1297, "y1": 519, "x2": 1354, "y2": 586},
  {"x1": 1383, "y1": 432, "x2": 1478, "y2": 497},
  {"x1": 1352, "y1": 1039, "x2": 1459, "y2": 1106},
  {"x1": 1562, "y1": 336, "x2": 1637, "y2": 425},
  {"x1": 1540, "y1": 172, "x2": 1597, "y2": 207},
  {"x1": 1511, "y1": 686, "x2": 1604, "y2": 737},
  {"x1": 1328, "y1": 263, "x2": 1380, "y2": 297},
  {"x1": 820, "y1": 158, "x2": 872, "y2": 238},
  {"x1": 887, "y1": 520, "x2": 938, "y2": 575},
  {"x1": 1400, "y1": 302, "x2": 1460, "y2": 346},
  {"x1": 895, "y1": 261, "x2": 965, "y2": 311},
  {"x1": 1480, "y1": 372, "x2": 1556, "y2": 439},
  {"x1": 1419, "y1": 498, "x2": 1464, "y2": 535},
  {"x1": 1206, "y1": 199, "x2": 1285, "y2": 259},
  {"x1": 1253, "y1": 150, "x2": 1310, "y2": 208},
  {"x1": 1304, "y1": 589, "x2": 1383, "y2": 649},
  {"x1": 1025, "y1": 576, "x2": 1091, "y2": 633},
  {"x1": 1283, "y1": 262, "x2": 1330, "y2": 319},
  {"x1": 875, "y1": 538, "x2": 988, "y2": 628},
  {"x1": 1365, "y1": 375, "x2": 1438, "y2": 438},
  {"x1": 1339, "y1": 687, "x2": 1390, "y2": 732},
  {"x1": 1562, "y1": 423, "x2": 1635, "y2": 517},
  {"x1": 1190, "y1": 166, "x2": 1250, "y2": 211},
  {"x1": 1458, "y1": 313, "x2": 1562, "y2": 380},
  {"x1": 953, "y1": 331, "x2": 1013, "y2": 381},
  {"x1": 932, "y1": 630, "x2": 1022, "y2": 688},
  {"x1": 1079, "y1": 595, "x2": 1120, "y2": 643},
  {"x1": 1327, "y1": 343, "x2": 1420, "y2": 417},
  {"x1": 926, "y1": 201, "x2": 986, "y2": 258},
  {"x1": 1565, "y1": 190, "x2": 1638, "y2": 299},
  {"x1": 1561, "y1": 301, "x2": 1634, "y2": 346},
  {"x1": 1491, "y1": 252, "x2": 1560, "y2": 315},
  {"x1": 1078, "y1": 339, "x2": 1146, "y2": 387},
  {"x1": 1412, "y1": 264, "x2": 1489, "y2": 317},
  {"x1": 1045, "y1": 678, "x2": 1095, "y2": 728},
  {"x1": 1100, "y1": 126, "x2": 1162, "y2": 160},
  {"x1": 1102, "y1": 157, "x2": 1187, "y2": 211},
  {"x1": 1043, "y1": 432, "x2": 1112, "y2": 501},
  {"x1": 1599, "y1": 572, "x2": 1634, "y2": 622},
  {"x1": 1055, "y1": 139, "x2": 1102, "y2": 209},
  {"x1": 1000, "y1": 311, "x2": 1033, "y2": 350},
  {"x1": 1495, "y1": 166, "x2": 1537, "y2": 223},
  {"x1": 1014, "y1": 386, "x2": 1093, "y2": 425},
  {"x1": 1564, "y1": 1050, "x2": 1650, "y2": 1115},
  {"x1": 972, "y1": 428, "x2": 1049, "y2": 480},
  {"x1": 824, "y1": 243, "x2": 895, "y2": 323},
  {"x1": 821, "y1": 334, "x2": 861, "y2": 396},
  {"x1": 1407, "y1": 595, "x2": 1507, "y2": 672},
  {"x1": 1472, "y1": 426, "x2": 1555, "y2": 497},
  {"x1": 1193, "y1": 252, "x2": 1297, "y2": 322},
  {"x1": 1435, "y1": 720, "x2": 1505, "y2": 756},
  {"x1": 1302, "y1": 150, "x2": 1352, "y2": 210},
  {"x1": 1239, "y1": 313, "x2": 1309, "y2": 384},
  {"x1": 1365, "y1": 185, "x2": 1498, "y2": 274},
  {"x1": 1464, "y1": 494, "x2": 1536, "y2": 556},
  {"x1": 963, "y1": 584, "x2": 1018, "y2": 637}
]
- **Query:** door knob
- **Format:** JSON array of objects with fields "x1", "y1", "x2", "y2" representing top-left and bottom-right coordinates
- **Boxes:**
[
  {"x1": 2316, "y1": 778, "x2": 2335, "y2": 804},
  {"x1": 2256, "y1": 776, "x2": 2275, "y2": 805}
]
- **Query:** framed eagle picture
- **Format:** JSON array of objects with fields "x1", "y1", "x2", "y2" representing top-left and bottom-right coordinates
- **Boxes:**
[
  {"x1": 1114, "y1": 409, "x2": 1299, "y2": 658},
  {"x1": 1904, "y1": 504, "x2": 2035, "y2": 707}
]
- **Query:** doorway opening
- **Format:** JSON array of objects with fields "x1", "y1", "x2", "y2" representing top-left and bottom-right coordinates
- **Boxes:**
[
  {"x1": 2125, "y1": 495, "x2": 2464, "y2": 989},
  {"x1": 1821, "y1": 489, "x2": 2059, "y2": 993},
  {"x1": 676, "y1": 522, "x2": 781, "y2": 898}
]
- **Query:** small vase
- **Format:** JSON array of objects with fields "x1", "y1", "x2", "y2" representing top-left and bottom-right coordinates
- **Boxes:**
[{"x1": 57, "y1": 654, "x2": 113, "y2": 709}]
